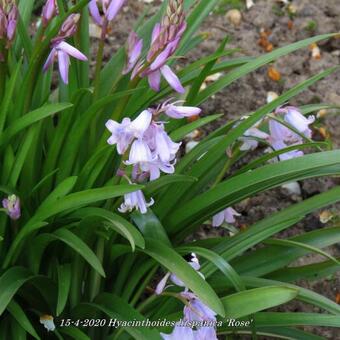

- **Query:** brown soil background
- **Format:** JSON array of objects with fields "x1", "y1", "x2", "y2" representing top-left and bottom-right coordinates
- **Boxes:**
[{"x1": 98, "y1": 0, "x2": 340, "y2": 338}]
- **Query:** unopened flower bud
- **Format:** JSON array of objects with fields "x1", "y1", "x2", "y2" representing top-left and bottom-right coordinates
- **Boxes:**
[
  {"x1": 6, "y1": 4, "x2": 17, "y2": 41},
  {"x1": 2, "y1": 194, "x2": 21, "y2": 220},
  {"x1": 59, "y1": 13, "x2": 80, "y2": 39},
  {"x1": 42, "y1": 0, "x2": 57, "y2": 27}
]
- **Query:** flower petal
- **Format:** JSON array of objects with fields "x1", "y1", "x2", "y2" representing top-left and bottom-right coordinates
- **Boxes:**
[
  {"x1": 89, "y1": 0, "x2": 102, "y2": 25},
  {"x1": 57, "y1": 50, "x2": 70, "y2": 84},
  {"x1": 106, "y1": 0, "x2": 125, "y2": 21},
  {"x1": 148, "y1": 70, "x2": 161, "y2": 92},
  {"x1": 57, "y1": 41, "x2": 88, "y2": 61},
  {"x1": 43, "y1": 48, "x2": 57, "y2": 72},
  {"x1": 160, "y1": 65, "x2": 185, "y2": 94}
]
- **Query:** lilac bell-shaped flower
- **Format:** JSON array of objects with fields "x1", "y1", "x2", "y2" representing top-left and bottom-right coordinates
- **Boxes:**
[
  {"x1": 42, "y1": 0, "x2": 57, "y2": 26},
  {"x1": 127, "y1": 139, "x2": 154, "y2": 165},
  {"x1": 164, "y1": 102, "x2": 201, "y2": 119},
  {"x1": 118, "y1": 189, "x2": 154, "y2": 214},
  {"x1": 43, "y1": 40, "x2": 88, "y2": 84},
  {"x1": 2, "y1": 194, "x2": 21, "y2": 220},
  {"x1": 146, "y1": 123, "x2": 181, "y2": 163},
  {"x1": 275, "y1": 106, "x2": 315, "y2": 139},
  {"x1": 212, "y1": 207, "x2": 240, "y2": 227},
  {"x1": 106, "y1": 110, "x2": 153, "y2": 155}
]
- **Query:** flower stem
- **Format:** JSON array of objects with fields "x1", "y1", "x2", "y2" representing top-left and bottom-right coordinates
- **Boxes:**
[
  {"x1": 89, "y1": 22, "x2": 107, "y2": 148},
  {"x1": 0, "y1": 46, "x2": 7, "y2": 104}
]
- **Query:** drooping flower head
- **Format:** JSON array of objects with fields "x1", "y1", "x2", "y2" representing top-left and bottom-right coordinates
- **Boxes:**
[
  {"x1": 89, "y1": 0, "x2": 126, "y2": 26},
  {"x1": 42, "y1": 0, "x2": 57, "y2": 27},
  {"x1": 2, "y1": 194, "x2": 21, "y2": 220},
  {"x1": 124, "y1": 0, "x2": 186, "y2": 93},
  {"x1": 0, "y1": 0, "x2": 18, "y2": 46},
  {"x1": 43, "y1": 14, "x2": 88, "y2": 84}
]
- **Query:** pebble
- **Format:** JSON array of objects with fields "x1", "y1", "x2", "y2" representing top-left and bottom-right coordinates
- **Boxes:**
[{"x1": 226, "y1": 9, "x2": 242, "y2": 27}]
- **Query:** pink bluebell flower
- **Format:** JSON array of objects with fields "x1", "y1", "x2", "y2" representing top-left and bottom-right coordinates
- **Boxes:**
[
  {"x1": 118, "y1": 189, "x2": 154, "y2": 214},
  {"x1": 268, "y1": 105, "x2": 315, "y2": 161},
  {"x1": 164, "y1": 102, "x2": 202, "y2": 119},
  {"x1": 43, "y1": 40, "x2": 88, "y2": 84},
  {"x1": 127, "y1": 139, "x2": 155, "y2": 165},
  {"x1": 212, "y1": 207, "x2": 240, "y2": 227},
  {"x1": 139, "y1": 158, "x2": 176, "y2": 181},
  {"x1": 277, "y1": 106, "x2": 315, "y2": 138},
  {"x1": 144, "y1": 123, "x2": 181, "y2": 163},
  {"x1": 43, "y1": 14, "x2": 88, "y2": 84},
  {"x1": 89, "y1": 0, "x2": 126, "y2": 26},
  {"x1": 42, "y1": 0, "x2": 57, "y2": 26},
  {"x1": 105, "y1": 110, "x2": 153, "y2": 154},
  {"x1": 2, "y1": 194, "x2": 21, "y2": 220}
]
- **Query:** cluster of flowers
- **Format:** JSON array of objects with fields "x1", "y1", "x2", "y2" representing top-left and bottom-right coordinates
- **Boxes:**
[
  {"x1": 156, "y1": 253, "x2": 218, "y2": 339},
  {"x1": 106, "y1": 101, "x2": 201, "y2": 214},
  {"x1": 123, "y1": 0, "x2": 186, "y2": 93},
  {"x1": 0, "y1": 0, "x2": 18, "y2": 51},
  {"x1": 42, "y1": 0, "x2": 127, "y2": 84},
  {"x1": 241, "y1": 105, "x2": 315, "y2": 159},
  {"x1": 212, "y1": 105, "x2": 315, "y2": 227},
  {"x1": 42, "y1": 0, "x2": 186, "y2": 92}
]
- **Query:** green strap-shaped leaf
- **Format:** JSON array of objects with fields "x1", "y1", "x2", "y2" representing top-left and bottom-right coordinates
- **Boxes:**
[
  {"x1": 232, "y1": 226, "x2": 340, "y2": 278},
  {"x1": 0, "y1": 267, "x2": 34, "y2": 315},
  {"x1": 53, "y1": 229, "x2": 105, "y2": 278},
  {"x1": 221, "y1": 286, "x2": 298, "y2": 319},
  {"x1": 59, "y1": 327, "x2": 91, "y2": 340},
  {"x1": 251, "y1": 312, "x2": 340, "y2": 327},
  {"x1": 72, "y1": 207, "x2": 145, "y2": 251},
  {"x1": 7, "y1": 300, "x2": 40, "y2": 339},
  {"x1": 264, "y1": 238, "x2": 340, "y2": 265},
  {"x1": 0, "y1": 103, "x2": 73, "y2": 147},
  {"x1": 56, "y1": 264, "x2": 72, "y2": 316}
]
